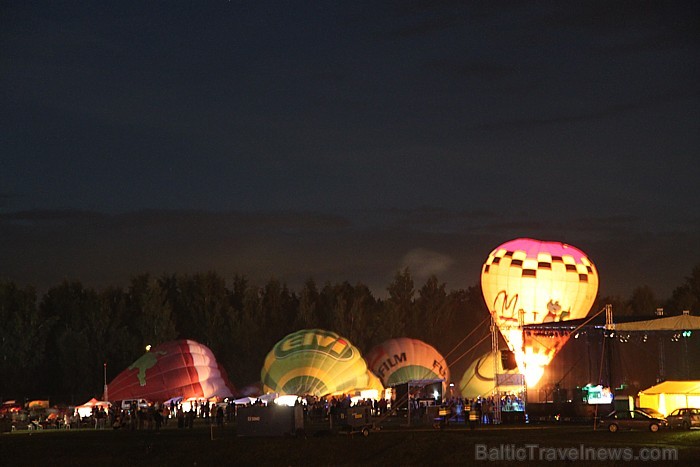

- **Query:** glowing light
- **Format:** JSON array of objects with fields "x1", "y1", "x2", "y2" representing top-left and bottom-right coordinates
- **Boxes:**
[
  {"x1": 583, "y1": 384, "x2": 613, "y2": 404},
  {"x1": 659, "y1": 393, "x2": 667, "y2": 416},
  {"x1": 274, "y1": 395, "x2": 302, "y2": 407},
  {"x1": 360, "y1": 389, "x2": 379, "y2": 400},
  {"x1": 350, "y1": 390, "x2": 380, "y2": 405},
  {"x1": 518, "y1": 337, "x2": 550, "y2": 386}
]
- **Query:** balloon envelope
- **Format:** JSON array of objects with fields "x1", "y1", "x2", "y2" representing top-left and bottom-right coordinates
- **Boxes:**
[
  {"x1": 481, "y1": 238, "x2": 598, "y2": 386},
  {"x1": 365, "y1": 338, "x2": 450, "y2": 390},
  {"x1": 261, "y1": 329, "x2": 372, "y2": 397},
  {"x1": 459, "y1": 351, "x2": 523, "y2": 399},
  {"x1": 107, "y1": 340, "x2": 234, "y2": 402}
]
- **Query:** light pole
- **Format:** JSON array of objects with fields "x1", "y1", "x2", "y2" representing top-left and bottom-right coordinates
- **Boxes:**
[
  {"x1": 656, "y1": 308, "x2": 665, "y2": 382},
  {"x1": 491, "y1": 312, "x2": 501, "y2": 424},
  {"x1": 103, "y1": 362, "x2": 108, "y2": 401}
]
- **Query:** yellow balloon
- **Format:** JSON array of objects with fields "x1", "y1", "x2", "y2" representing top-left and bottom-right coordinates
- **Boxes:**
[
  {"x1": 460, "y1": 351, "x2": 521, "y2": 399},
  {"x1": 481, "y1": 238, "x2": 599, "y2": 386},
  {"x1": 261, "y1": 329, "x2": 371, "y2": 397}
]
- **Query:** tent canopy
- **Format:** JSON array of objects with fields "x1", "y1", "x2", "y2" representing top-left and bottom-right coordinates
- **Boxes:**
[
  {"x1": 638, "y1": 380, "x2": 700, "y2": 395},
  {"x1": 613, "y1": 313, "x2": 700, "y2": 332},
  {"x1": 76, "y1": 398, "x2": 111, "y2": 408},
  {"x1": 234, "y1": 394, "x2": 277, "y2": 405},
  {"x1": 638, "y1": 380, "x2": 700, "y2": 416}
]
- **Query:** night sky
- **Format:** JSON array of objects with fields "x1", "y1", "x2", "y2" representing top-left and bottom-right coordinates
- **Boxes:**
[{"x1": 2, "y1": 1, "x2": 699, "y2": 300}]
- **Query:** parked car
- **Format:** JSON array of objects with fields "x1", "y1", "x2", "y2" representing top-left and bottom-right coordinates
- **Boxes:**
[
  {"x1": 667, "y1": 408, "x2": 700, "y2": 430},
  {"x1": 120, "y1": 399, "x2": 150, "y2": 411},
  {"x1": 600, "y1": 410, "x2": 668, "y2": 433},
  {"x1": 637, "y1": 407, "x2": 664, "y2": 419}
]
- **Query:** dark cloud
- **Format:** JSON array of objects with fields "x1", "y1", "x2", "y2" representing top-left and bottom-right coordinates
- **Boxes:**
[
  {"x1": 468, "y1": 90, "x2": 699, "y2": 131},
  {"x1": 383, "y1": 207, "x2": 497, "y2": 230},
  {"x1": 389, "y1": 16, "x2": 460, "y2": 39},
  {"x1": 0, "y1": 209, "x2": 354, "y2": 293},
  {"x1": 535, "y1": 0, "x2": 700, "y2": 41},
  {"x1": 422, "y1": 59, "x2": 515, "y2": 80},
  {"x1": 0, "y1": 209, "x2": 105, "y2": 223},
  {"x1": 0, "y1": 193, "x2": 15, "y2": 208},
  {"x1": 1, "y1": 209, "x2": 698, "y2": 302},
  {"x1": 0, "y1": 209, "x2": 350, "y2": 233},
  {"x1": 2, "y1": 2, "x2": 698, "y2": 304},
  {"x1": 400, "y1": 248, "x2": 454, "y2": 284}
]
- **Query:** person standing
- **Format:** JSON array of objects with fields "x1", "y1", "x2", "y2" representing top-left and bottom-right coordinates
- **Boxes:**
[
  {"x1": 469, "y1": 401, "x2": 479, "y2": 430},
  {"x1": 216, "y1": 406, "x2": 224, "y2": 427},
  {"x1": 154, "y1": 408, "x2": 163, "y2": 432}
]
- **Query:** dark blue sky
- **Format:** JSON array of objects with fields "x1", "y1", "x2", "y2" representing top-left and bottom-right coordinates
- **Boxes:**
[{"x1": 2, "y1": 1, "x2": 699, "y2": 300}]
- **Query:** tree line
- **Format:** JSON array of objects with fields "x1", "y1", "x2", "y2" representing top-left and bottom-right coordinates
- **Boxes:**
[{"x1": 1, "y1": 264, "x2": 699, "y2": 404}]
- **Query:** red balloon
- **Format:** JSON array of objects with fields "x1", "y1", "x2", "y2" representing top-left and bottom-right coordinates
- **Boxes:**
[{"x1": 107, "y1": 340, "x2": 234, "y2": 402}]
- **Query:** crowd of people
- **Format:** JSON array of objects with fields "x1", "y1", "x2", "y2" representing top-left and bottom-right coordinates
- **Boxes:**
[
  {"x1": 403, "y1": 394, "x2": 526, "y2": 427},
  {"x1": 2, "y1": 392, "x2": 527, "y2": 433},
  {"x1": 300, "y1": 395, "x2": 389, "y2": 422},
  {"x1": 276, "y1": 392, "x2": 527, "y2": 428},
  {"x1": 107, "y1": 400, "x2": 231, "y2": 431},
  {"x1": 0, "y1": 399, "x2": 234, "y2": 432}
]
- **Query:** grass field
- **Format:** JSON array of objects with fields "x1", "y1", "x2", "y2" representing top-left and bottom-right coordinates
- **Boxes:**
[{"x1": 2, "y1": 423, "x2": 699, "y2": 466}]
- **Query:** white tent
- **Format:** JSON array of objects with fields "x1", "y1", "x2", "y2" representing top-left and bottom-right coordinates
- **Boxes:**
[
  {"x1": 233, "y1": 393, "x2": 278, "y2": 405},
  {"x1": 75, "y1": 398, "x2": 111, "y2": 418},
  {"x1": 233, "y1": 397, "x2": 257, "y2": 405},
  {"x1": 612, "y1": 312, "x2": 700, "y2": 332},
  {"x1": 638, "y1": 381, "x2": 700, "y2": 416},
  {"x1": 163, "y1": 396, "x2": 183, "y2": 406}
]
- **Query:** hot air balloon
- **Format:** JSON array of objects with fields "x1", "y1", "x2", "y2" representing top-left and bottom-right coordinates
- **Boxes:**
[
  {"x1": 365, "y1": 338, "x2": 450, "y2": 392},
  {"x1": 459, "y1": 351, "x2": 523, "y2": 399},
  {"x1": 107, "y1": 340, "x2": 234, "y2": 402},
  {"x1": 481, "y1": 238, "x2": 598, "y2": 386},
  {"x1": 261, "y1": 329, "x2": 373, "y2": 397}
]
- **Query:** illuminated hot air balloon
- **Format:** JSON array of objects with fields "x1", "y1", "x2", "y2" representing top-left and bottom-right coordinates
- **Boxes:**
[
  {"x1": 459, "y1": 351, "x2": 522, "y2": 399},
  {"x1": 261, "y1": 329, "x2": 373, "y2": 397},
  {"x1": 107, "y1": 340, "x2": 234, "y2": 402},
  {"x1": 365, "y1": 338, "x2": 450, "y2": 391},
  {"x1": 481, "y1": 238, "x2": 598, "y2": 386}
]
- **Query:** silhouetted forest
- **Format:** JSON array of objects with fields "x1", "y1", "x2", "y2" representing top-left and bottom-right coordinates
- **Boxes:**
[{"x1": 1, "y1": 264, "x2": 699, "y2": 404}]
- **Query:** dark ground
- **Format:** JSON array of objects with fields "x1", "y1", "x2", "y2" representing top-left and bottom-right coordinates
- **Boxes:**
[{"x1": 1, "y1": 422, "x2": 699, "y2": 466}]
